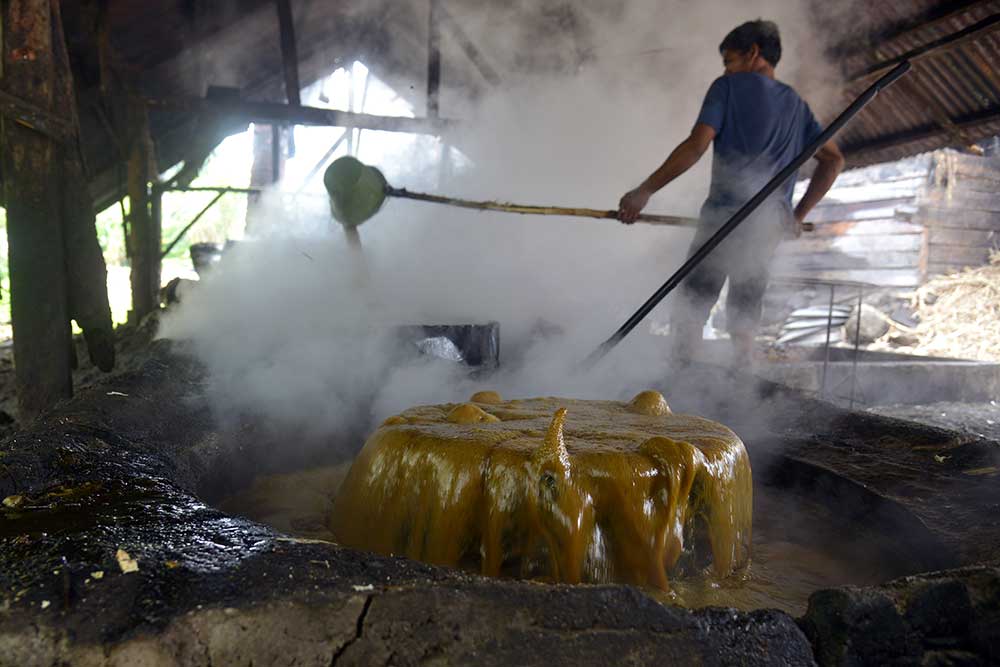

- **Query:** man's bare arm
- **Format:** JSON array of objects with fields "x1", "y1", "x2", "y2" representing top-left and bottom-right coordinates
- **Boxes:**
[
  {"x1": 618, "y1": 123, "x2": 716, "y2": 223},
  {"x1": 794, "y1": 140, "x2": 845, "y2": 223}
]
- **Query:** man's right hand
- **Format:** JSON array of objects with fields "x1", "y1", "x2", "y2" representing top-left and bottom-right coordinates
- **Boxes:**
[{"x1": 618, "y1": 186, "x2": 652, "y2": 224}]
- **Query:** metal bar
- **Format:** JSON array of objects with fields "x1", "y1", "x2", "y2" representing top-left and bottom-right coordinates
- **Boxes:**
[
  {"x1": 821, "y1": 284, "x2": 835, "y2": 398},
  {"x1": 160, "y1": 191, "x2": 225, "y2": 259},
  {"x1": 438, "y1": 4, "x2": 502, "y2": 86},
  {"x1": 427, "y1": 0, "x2": 442, "y2": 118},
  {"x1": 851, "y1": 11, "x2": 1000, "y2": 83},
  {"x1": 143, "y1": 96, "x2": 454, "y2": 135},
  {"x1": 586, "y1": 61, "x2": 913, "y2": 365},
  {"x1": 849, "y1": 287, "x2": 864, "y2": 409}
]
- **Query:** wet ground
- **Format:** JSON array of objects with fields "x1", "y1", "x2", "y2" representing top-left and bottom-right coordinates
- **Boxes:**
[
  {"x1": 870, "y1": 401, "x2": 1000, "y2": 442},
  {"x1": 2, "y1": 346, "x2": 999, "y2": 665}
]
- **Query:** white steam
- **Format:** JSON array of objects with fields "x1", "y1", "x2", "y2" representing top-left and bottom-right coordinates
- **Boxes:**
[{"x1": 159, "y1": 0, "x2": 844, "y2": 444}]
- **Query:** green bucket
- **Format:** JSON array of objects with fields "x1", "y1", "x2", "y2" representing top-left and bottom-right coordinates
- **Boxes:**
[{"x1": 323, "y1": 156, "x2": 389, "y2": 227}]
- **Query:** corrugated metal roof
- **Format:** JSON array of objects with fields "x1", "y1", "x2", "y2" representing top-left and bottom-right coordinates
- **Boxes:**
[{"x1": 834, "y1": 0, "x2": 1000, "y2": 167}]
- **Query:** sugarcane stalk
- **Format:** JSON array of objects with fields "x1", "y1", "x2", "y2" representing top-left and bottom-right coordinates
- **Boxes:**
[
  {"x1": 386, "y1": 186, "x2": 816, "y2": 232},
  {"x1": 385, "y1": 186, "x2": 698, "y2": 227}
]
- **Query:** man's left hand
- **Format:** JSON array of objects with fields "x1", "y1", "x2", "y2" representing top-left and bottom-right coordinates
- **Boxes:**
[{"x1": 618, "y1": 187, "x2": 651, "y2": 224}]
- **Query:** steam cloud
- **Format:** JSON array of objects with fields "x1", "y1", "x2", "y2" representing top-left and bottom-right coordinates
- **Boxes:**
[{"x1": 159, "y1": 0, "x2": 845, "y2": 448}]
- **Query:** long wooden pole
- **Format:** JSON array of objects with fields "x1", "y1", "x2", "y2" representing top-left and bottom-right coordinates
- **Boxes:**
[
  {"x1": 143, "y1": 96, "x2": 453, "y2": 135},
  {"x1": 385, "y1": 186, "x2": 701, "y2": 229}
]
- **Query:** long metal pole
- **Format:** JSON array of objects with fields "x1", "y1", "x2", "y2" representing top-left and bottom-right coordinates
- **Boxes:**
[{"x1": 585, "y1": 60, "x2": 912, "y2": 365}]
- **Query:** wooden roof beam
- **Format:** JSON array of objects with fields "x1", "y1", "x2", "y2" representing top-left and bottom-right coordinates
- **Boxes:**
[{"x1": 143, "y1": 95, "x2": 455, "y2": 135}]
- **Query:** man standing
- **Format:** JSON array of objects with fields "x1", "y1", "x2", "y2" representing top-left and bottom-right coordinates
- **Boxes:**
[{"x1": 618, "y1": 20, "x2": 844, "y2": 368}]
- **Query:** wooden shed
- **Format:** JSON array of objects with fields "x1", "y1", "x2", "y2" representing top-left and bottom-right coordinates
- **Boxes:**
[
  {"x1": 4, "y1": 0, "x2": 1000, "y2": 416},
  {"x1": 775, "y1": 148, "x2": 1000, "y2": 288}
]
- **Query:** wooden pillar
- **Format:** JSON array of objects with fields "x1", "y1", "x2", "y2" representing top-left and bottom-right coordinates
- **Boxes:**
[
  {"x1": 275, "y1": 0, "x2": 301, "y2": 107},
  {"x1": 246, "y1": 123, "x2": 284, "y2": 236},
  {"x1": 0, "y1": 0, "x2": 73, "y2": 418},
  {"x1": 275, "y1": 0, "x2": 299, "y2": 158},
  {"x1": 52, "y1": 0, "x2": 116, "y2": 371},
  {"x1": 127, "y1": 98, "x2": 160, "y2": 320},
  {"x1": 427, "y1": 0, "x2": 442, "y2": 118}
]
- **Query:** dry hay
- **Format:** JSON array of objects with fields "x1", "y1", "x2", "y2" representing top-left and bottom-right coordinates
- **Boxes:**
[{"x1": 909, "y1": 251, "x2": 1000, "y2": 362}]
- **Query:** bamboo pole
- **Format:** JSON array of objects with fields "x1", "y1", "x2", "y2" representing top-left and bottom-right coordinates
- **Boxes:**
[
  {"x1": 385, "y1": 187, "x2": 816, "y2": 230},
  {"x1": 385, "y1": 186, "x2": 700, "y2": 228}
]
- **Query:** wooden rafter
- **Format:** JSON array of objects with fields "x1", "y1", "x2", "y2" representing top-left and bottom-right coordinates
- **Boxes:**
[{"x1": 144, "y1": 95, "x2": 454, "y2": 135}]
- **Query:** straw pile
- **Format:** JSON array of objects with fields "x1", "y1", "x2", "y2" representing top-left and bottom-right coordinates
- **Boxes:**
[{"x1": 909, "y1": 251, "x2": 1000, "y2": 361}]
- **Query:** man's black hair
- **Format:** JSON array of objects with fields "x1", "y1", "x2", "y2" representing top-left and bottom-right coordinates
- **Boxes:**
[{"x1": 719, "y1": 20, "x2": 781, "y2": 66}]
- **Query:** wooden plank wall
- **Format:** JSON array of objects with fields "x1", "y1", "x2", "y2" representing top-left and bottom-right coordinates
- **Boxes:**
[
  {"x1": 774, "y1": 157, "x2": 930, "y2": 287},
  {"x1": 918, "y1": 151, "x2": 1000, "y2": 277}
]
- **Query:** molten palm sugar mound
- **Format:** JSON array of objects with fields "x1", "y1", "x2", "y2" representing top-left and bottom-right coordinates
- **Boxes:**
[{"x1": 329, "y1": 391, "x2": 752, "y2": 589}]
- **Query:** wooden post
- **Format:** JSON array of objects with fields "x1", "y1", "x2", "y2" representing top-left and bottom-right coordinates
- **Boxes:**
[
  {"x1": 427, "y1": 0, "x2": 441, "y2": 118},
  {"x1": 127, "y1": 97, "x2": 160, "y2": 320},
  {"x1": 275, "y1": 0, "x2": 299, "y2": 158},
  {"x1": 0, "y1": 0, "x2": 73, "y2": 418},
  {"x1": 52, "y1": 0, "x2": 116, "y2": 371},
  {"x1": 246, "y1": 122, "x2": 284, "y2": 236},
  {"x1": 275, "y1": 0, "x2": 301, "y2": 107}
]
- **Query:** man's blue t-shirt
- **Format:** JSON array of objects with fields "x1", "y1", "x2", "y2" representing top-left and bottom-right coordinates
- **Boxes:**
[{"x1": 696, "y1": 72, "x2": 822, "y2": 212}]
